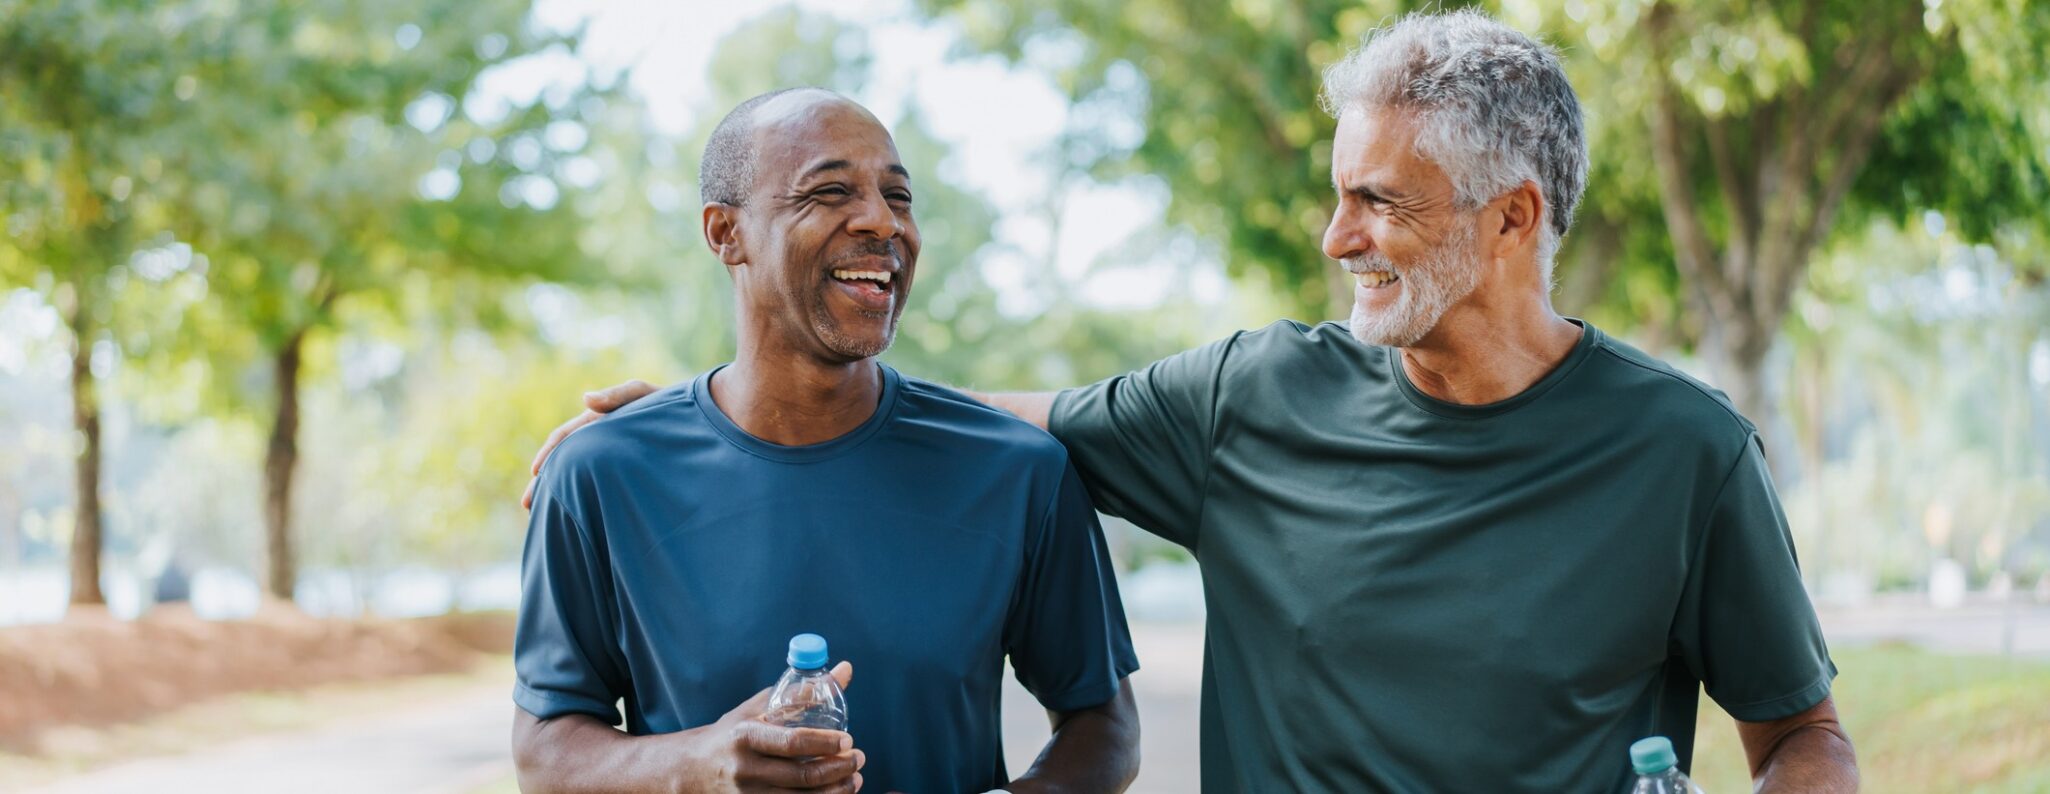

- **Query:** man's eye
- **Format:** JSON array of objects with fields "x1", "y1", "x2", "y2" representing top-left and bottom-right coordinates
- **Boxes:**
[
  {"x1": 814, "y1": 186, "x2": 850, "y2": 197},
  {"x1": 888, "y1": 191, "x2": 913, "y2": 203}
]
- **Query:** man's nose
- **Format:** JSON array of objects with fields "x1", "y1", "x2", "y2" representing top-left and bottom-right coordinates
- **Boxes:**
[
  {"x1": 1322, "y1": 212, "x2": 1372, "y2": 263},
  {"x1": 847, "y1": 191, "x2": 901, "y2": 239}
]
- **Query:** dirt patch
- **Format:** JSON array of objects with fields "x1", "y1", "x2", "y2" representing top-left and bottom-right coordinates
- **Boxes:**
[{"x1": 0, "y1": 604, "x2": 515, "y2": 752}]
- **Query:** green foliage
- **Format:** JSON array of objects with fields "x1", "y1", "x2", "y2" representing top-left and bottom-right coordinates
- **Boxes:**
[
  {"x1": 162, "y1": 0, "x2": 602, "y2": 411},
  {"x1": 911, "y1": 0, "x2": 2050, "y2": 385},
  {"x1": 915, "y1": 0, "x2": 1461, "y2": 321}
]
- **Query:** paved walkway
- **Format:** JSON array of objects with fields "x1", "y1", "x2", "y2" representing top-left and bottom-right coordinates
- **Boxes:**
[
  {"x1": 1819, "y1": 600, "x2": 2050, "y2": 658},
  {"x1": 26, "y1": 682, "x2": 511, "y2": 794}
]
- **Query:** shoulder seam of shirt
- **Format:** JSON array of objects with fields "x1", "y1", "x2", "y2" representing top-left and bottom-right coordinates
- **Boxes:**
[
  {"x1": 1192, "y1": 326, "x2": 1254, "y2": 557},
  {"x1": 526, "y1": 467, "x2": 631, "y2": 701},
  {"x1": 1591, "y1": 343, "x2": 1754, "y2": 436},
  {"x1": 536, "y1": 452, "x2": 600, "y2": 552},
  {"x1": 1683, "y1": 430, "x2": 1764, "y2": 606}
]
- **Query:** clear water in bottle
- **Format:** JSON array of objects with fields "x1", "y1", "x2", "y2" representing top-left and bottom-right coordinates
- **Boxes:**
[
  {"x1": 764, "y1": 633, "x2": 847, "y2": 731},
  {"x1": 1629, "y1": 736, "x2": 1705, "y2": 793}
]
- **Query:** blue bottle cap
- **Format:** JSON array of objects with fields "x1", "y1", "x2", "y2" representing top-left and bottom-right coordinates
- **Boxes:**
[
  {"x1": 1630, "y1": 736, "x2": 1678, "y2": 775},
  {"x1": 787, "y1": 633, "x2": 829, "y2": 670}
]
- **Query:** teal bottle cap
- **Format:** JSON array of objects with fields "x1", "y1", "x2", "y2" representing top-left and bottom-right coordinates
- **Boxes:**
[{"x1": 1630, "y1": 736, "x2": 1678, "y2": 775}]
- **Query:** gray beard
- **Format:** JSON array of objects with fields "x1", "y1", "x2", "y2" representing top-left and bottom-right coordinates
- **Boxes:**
[{"x1": 1347, "y1": 220, "x2": 1483, "y2": 348}]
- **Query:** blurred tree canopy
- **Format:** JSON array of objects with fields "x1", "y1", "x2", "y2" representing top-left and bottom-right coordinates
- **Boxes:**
[
  {"x1": 1, "y1": 0, "x2": 604, "y2": 601},
  {"x1": 912, "y1": 0, "x2": 2050, "y2": 439},
  {"x1": 4, "y1": 1, "x2": 2045, "y2": 609},
  {"x1": 2, "y1": 0, "x2": 238, "y2": 604},
  {"x1": 170, "y1": 0, "x2": 601, "y2": 600}
]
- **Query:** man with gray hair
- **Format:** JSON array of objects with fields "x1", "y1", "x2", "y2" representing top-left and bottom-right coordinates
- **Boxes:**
[{"x1": 526, "y1": 10, "x2": 1856, "y2": 791}]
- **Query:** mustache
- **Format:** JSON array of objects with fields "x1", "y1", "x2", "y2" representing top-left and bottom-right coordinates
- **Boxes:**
[
  {"x1": 1342, "y1": 254, "x2": 1396, "y2": 275},
  {"x1": 834, "y1": 239, "x2": 899, "y2": 263}
]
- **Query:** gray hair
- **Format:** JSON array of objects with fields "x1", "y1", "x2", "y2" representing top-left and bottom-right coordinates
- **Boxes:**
[
  {"x1": 1319, "y1": 9, "x2": 1587, "y2": 275},
  {"x1": 700, "y1": 87, "x2": 825, "y2": 207}
]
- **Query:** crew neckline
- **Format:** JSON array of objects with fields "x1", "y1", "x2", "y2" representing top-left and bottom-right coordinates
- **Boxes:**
[
  {"x1": 693, "y1": 362, "x2": 903, "y2": 463},
  {"x1": 1388, "y1": 319, "x2": 1601, "y2": 420}
]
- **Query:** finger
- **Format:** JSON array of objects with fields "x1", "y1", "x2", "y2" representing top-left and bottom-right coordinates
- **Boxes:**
[
  {"x1": 736, "y1": 749, "x2": 860, "y2": 789},
  {"x1": 520, "y1": 477, "x2": 537, "y2": 511},
  {"x1": 736, "y1": 721, "x2": 853, "y2": 759},
  {"x1": 584, "y1": 379, "x2": 657, "y2": 412},
  {"x1": 530, "y1": 410, "x2": 599, "y2": 475},
  {"x1": 829, "y1": 661, "x2": 853, "y2": 691}
]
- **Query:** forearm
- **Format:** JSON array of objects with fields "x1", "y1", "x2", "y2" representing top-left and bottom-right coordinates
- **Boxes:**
[
  {"x1": 960, "y1": 389, "x2": 1059, "y2": 431},
  {"x1": 1006, "y1": 687, "x2": 1140, "y2": 794},
  {"x1": 514, "y1": 709, "x2": 687, "y2": 794},
  {"x1": 1753, "y1": 724, "x2": 1858, "y2": 793}
]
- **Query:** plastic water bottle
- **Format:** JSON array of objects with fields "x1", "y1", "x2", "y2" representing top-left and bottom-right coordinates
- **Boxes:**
[
  {"x1": 764, "y1": 633, "x2": 847, "y2": 730},
  {"x1": 1629, "y1": 736, "x2": 1705, "y2": 793}
]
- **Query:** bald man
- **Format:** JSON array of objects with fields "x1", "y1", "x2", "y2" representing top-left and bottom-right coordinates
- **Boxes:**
[{"x1": 509, "y1": 89, "x2": 1140, "y2": 794}]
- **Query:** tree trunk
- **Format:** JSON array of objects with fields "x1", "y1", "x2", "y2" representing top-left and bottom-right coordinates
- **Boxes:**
[
  {"x1": 263, "y1": 329, "x2": 306, "y2": 601},
  {"x1": 1695, "y1": 304, "x2": 1774, "y2": 428},
  {"x1": 65, "y1": 294, "x2": 106, "y2": 606}
]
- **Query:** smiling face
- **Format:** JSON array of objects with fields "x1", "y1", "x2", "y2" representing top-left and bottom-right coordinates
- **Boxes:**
[
  {"x1": 1321, "y1": 106, "x2": 1487, "y2": 348},
  {"x1": 712, "y1": 92, "x2": 920, "y2": 363}
]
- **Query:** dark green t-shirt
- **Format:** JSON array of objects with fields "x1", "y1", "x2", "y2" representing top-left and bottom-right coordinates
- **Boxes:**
[{"x1": 1051, "y1": 319, "x2": 1835, "y2": 792}]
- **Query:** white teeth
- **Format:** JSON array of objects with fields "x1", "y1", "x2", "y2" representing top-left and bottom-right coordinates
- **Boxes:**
[
  {"x1": 832, "y1": 269, "x2": 892, "y2": 284},
  {"x1": 1355, "y1": 272, "x2": 1399, "y2": 288}
]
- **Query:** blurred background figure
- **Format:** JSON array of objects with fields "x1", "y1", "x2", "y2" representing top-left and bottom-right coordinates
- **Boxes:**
[
  {"x1": 1, "y1": 1, "x2": 2047, "y2": 792},
  {"x1": 152, "y1": 551, "x2": 191, "y2": 607}
]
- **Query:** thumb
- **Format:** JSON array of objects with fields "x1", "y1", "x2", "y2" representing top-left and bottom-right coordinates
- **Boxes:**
[
  {"x1": 830, "y1": 661, "x2": 854, "y2": 691},
  {"x1": 726, "y1": 684, "x2": 777, "y2": 722}
]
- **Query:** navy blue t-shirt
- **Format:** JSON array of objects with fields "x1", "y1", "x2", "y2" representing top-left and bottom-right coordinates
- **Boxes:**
[{"x1": 514, "y1": 363, "x2": 1140, "y2": 793}]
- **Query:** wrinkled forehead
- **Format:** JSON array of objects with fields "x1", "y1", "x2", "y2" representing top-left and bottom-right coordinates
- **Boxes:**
[
  {"x1": 749, "y1": 92, "x2": 902, "y2": 183},
  {"x1": 1331, "y1": 105, "x2": 1450, "y2": 190}
]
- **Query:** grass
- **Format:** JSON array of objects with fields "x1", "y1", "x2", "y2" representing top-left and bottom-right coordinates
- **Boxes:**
[{"x1": 1688, "y1": 643, "x2": 2050, "y2": 792}]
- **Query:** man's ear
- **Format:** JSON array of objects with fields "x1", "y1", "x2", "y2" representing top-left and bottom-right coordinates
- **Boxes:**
[
  {"x1": 1486, "y1": 179, "x2": 1544, "y2": 261},
  {"x1": 702, "y1": 203, "x2": 746, "y2": 267}
]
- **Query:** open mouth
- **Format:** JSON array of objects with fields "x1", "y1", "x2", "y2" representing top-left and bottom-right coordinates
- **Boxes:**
[
  {"x1": 1355, "y1": 271, "x2": 1401, "y2": 290},
  {"x1": 829, "y1": 266, "x2": 897, "y2": 313},
  {"x1": 831, "y1": 268, "x2": 893, "y2": 296}
]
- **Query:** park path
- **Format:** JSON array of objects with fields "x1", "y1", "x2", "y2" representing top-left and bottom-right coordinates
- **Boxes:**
[
  {"x1": 25, "y1": 680, "x2": 511, "y2": 794},
  {"x1": 25, "y1": 605, "x2": 2050, "y2": 794},
  {"x1": 23, "y1": 622, "x2": 1208, "y2": 794}
]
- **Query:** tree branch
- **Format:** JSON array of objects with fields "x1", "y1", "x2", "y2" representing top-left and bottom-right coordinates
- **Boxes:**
[
  {"x1": 1705, "y1": 113, "x2": 1755, "y2": 281},
  {"x1": 1643, "y1": 2, "x2": 1732, "y2": 323},
  {"x1": 1774, "y1": 63, "x2": 1922, "y2": 321},
  {"x1": 1758, "y1": 4, "x2": 1921, "y2": 321}
]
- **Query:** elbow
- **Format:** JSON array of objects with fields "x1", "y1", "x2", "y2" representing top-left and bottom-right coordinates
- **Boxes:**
[
  {"x1": 511, "y1": 708, "x2": 562, "y2": 793},
  {"x1": 1106, "y1": 684, "x2": 1143, "y2": 790}
]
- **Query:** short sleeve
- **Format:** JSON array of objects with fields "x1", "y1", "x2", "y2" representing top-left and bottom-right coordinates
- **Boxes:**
[
  {"x1": 1671, "y1": 435, "x2": 1837, "y2": 722},
  {"x1": 513, "y1": 467, "x2": 632, "y2": 724},
  {"x1": 1046, "y1": 334, "x2": 1236, "y2": 548},
  {"x1": 1003, "y1": 462, "x2": 1141, "y2": 712}
]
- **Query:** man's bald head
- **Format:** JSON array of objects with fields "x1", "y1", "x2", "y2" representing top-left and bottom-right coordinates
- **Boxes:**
[{"x1": 699, "y1": 87, "x2": 872, "y2": 207}]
